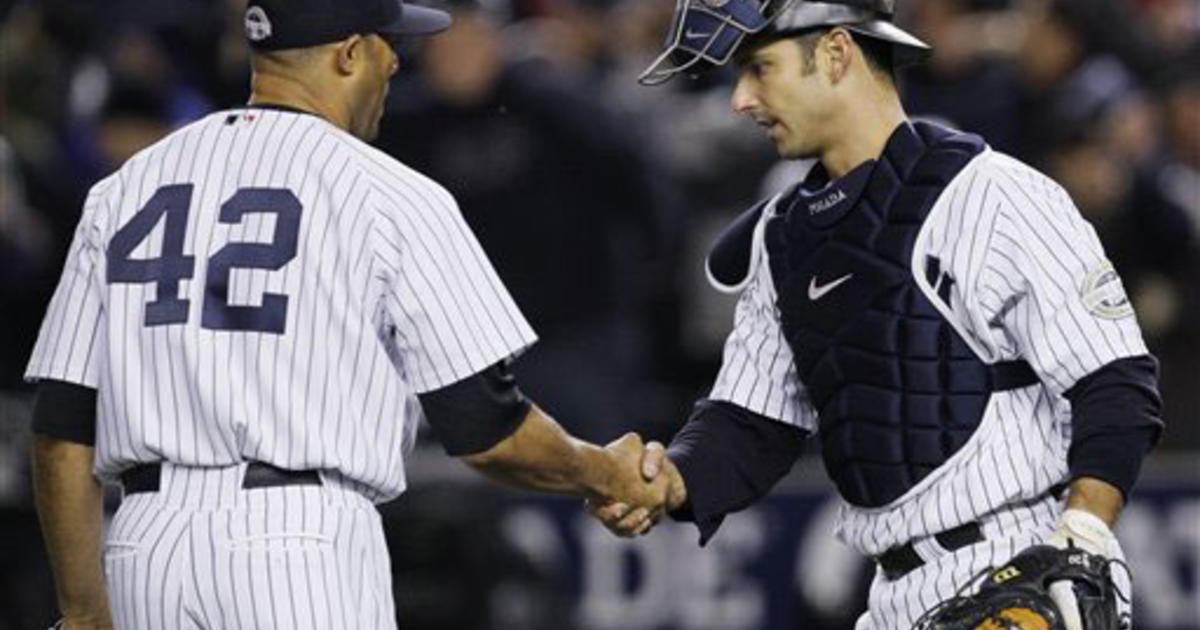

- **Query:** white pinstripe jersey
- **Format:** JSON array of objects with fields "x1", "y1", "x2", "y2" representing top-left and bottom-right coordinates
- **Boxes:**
[
  {"x1": 708, "y1": 148, "x2": 1148, "y2": 555},
  {"x1": 26, "y1": 107, "x2": 537, "y2": 501}
]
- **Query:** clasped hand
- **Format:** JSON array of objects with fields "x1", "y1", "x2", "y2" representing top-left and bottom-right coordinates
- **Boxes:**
[{"x1": 588, "y1": 433, "x2": 687, "y2": 537}]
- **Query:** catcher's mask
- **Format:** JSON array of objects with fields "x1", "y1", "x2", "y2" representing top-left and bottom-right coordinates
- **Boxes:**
[{"x1": 639, "y1": 0, "x2": 932, "y2": 86}]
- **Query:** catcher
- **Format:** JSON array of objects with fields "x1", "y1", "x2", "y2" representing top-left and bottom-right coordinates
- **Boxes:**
[{"x1": 586, "y1": 1, "x2": 1164, "y2": 629}]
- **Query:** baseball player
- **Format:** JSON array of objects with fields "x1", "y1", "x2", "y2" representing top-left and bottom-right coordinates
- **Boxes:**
[
  {"x1": 590, "y1": 1, "x2": 1164, "y2": 629},
  {"x1": 27, "y1": 2, "x2": 669, "y2": 629}
]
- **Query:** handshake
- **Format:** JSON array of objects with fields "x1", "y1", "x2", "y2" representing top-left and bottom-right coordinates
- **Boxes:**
[{"x1": 586, "y1": 433, "x2": 689, "y2": 537}]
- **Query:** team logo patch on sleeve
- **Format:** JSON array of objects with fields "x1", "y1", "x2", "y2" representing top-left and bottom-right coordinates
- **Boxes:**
[{"x1": 1081, "y1": 261, "x2": 1134, "y2": 319}]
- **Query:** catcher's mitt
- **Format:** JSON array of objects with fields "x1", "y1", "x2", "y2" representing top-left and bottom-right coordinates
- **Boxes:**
[{"x1": 913, "y1": 544, "x2": 1129, "y2": 630}]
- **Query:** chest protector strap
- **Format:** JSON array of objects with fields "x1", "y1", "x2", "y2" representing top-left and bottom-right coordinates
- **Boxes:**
[{"x1": 764, "y1": 122, "x2": 1038, "y2": 508}]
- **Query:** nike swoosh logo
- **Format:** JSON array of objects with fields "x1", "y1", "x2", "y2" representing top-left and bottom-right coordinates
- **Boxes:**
[
  {"x1": 808, "y1": 273, "x2": 853, "y2": 301},
  {"x1": 685, "y1": 29, "x2": 713, "y2": 39}
]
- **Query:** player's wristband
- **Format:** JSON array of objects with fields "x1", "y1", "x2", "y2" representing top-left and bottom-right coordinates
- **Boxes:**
[{"x1": 1049, "y1": 508, "x2": 1120, "y2": 558}]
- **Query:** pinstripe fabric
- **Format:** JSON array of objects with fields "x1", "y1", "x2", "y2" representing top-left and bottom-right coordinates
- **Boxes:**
[
  {"x1": 104, "y1": 464, "x2": 394, "y2": 630},
  {"x1": 27, "y1": 108, "x2": 538, "y2": 629},
  {"x1": 709, "y1": 199, "x2": 820, "y2": 430},
  {"x1": 708, "y1": 148, "x2": 1148, "y2": 629},
  {"x1": 26, "y1": 108, "x2": 536, "y2": 500},
  {"x1": 855, "y1": 493, "x2": 1062, "y2": 630}
]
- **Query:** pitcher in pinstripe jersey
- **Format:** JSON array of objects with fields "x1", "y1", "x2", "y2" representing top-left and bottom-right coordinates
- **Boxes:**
[
  {"x1": 26, "y1": 2, "x2": 674, "y2": 629},
  {"x1": 591, "y1": 2, "x2": 1163, "y2": 629}
]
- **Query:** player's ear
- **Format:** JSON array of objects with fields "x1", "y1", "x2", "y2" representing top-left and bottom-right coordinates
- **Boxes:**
[
  {"x1": 824, "y1": 27, "x2": 853, "y2": 83},
  {"x1": 334, "y1": 34, "x2": 367, "y2": 76}
]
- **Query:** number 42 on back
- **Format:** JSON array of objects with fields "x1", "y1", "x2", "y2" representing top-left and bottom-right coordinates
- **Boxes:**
[{"x1": 106, "y1": 185, "x2": 302, "y2": 334}]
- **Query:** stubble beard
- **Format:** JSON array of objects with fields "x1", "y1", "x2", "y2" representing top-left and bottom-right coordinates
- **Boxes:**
[{"x1": 775, "y1": 134, "x2": 819, "y2": 161}]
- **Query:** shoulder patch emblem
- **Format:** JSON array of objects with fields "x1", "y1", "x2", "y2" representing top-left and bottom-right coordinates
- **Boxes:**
[{"x1": 1081, "y1": 261, "x2": 1133, "y2": 320}]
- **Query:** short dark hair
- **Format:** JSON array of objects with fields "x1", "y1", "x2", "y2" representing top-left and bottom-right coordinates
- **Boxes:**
[
  {"x1": 854, "y1": 31, "x2": 896, "y2": 81},
  {"x1": 794, "y1": 28, "x2": 895, "y2": 81}
]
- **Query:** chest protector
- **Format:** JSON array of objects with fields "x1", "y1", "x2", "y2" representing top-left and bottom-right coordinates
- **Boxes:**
[{"x1": 764, "y1": 122, "x2": 1038, "y2": 508}]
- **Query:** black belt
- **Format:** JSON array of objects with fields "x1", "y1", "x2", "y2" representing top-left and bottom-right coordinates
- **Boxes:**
[
  {"x1": 121, "y1": 462, "x2": 322, "y2": 495},
  {"x1": 989, "y1": 359, "x2": 1039, "y2": 390},
  {"x1": 877, "y1": 521, "x2": 984, "y2": 580}
]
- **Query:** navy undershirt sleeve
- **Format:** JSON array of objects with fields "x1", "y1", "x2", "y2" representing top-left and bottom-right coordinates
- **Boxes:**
[
  {"x1": 417, "y1": 361, "x2": 532, "y2": 457},
  {"x1": 1064, "y1": 354, "x2": 1163, "y2": 499},
  {"x1": 32, "y1": 380, "x2": 99, "y2": 446},
  {"x1": 666, "y1": 399, "x2": 809, "y2": 546}
]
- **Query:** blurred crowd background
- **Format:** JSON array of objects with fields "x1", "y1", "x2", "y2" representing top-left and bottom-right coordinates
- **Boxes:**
[{"x1": 0, "y1": 0, "x2": 1196, "y2": 629}]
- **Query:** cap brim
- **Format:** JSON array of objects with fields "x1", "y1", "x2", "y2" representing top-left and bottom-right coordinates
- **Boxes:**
[{"x1": 380, "y1": 2, "x2": 452, "y2": 36}]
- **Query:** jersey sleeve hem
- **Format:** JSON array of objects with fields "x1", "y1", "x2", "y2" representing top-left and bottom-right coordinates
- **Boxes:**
[
  {"x1": 23, "y1": 366, "x2": 102, "y2": 389},
  {"x1": 706, "y1": 391, "x2": 808, "y2": 428},
  {"x1": 408, "y1": 333, "x2": 537, "y2": 395}
]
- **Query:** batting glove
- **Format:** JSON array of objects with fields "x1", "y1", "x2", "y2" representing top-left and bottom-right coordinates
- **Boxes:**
[{"x1": 1047, "y1": 508, "x2": 1130, "y2": 630}]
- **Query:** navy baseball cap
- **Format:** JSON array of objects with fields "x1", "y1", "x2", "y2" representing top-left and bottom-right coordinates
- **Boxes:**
[{"x1": 244, "y1": 0, "x2": 452, "y2": 51}]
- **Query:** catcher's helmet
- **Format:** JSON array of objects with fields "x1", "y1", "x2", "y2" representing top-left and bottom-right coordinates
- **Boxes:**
[{"x1": 639, "y1": 0, "x2": 932, "y2": 85}]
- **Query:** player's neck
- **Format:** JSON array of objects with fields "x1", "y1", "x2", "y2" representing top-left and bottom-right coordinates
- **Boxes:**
[
  {"x1": 249, "y1": 73, "x2": 349, "y2": 132},
  {"x1": 820, "y1": 90, "x2": 907, "y2": 179}
]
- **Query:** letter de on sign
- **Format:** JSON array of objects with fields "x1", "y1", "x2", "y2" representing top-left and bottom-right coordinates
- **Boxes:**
[{"x1": 575, "y1": 510, "x2": 768, "y2": 630}]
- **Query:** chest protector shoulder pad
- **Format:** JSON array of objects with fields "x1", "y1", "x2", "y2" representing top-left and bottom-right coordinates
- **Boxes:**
[{"x1": 765, "y1": 121, "x2": 1038, "y2": 508}]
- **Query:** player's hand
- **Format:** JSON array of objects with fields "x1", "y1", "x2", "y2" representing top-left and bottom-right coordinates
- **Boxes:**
[
  {"x1": 586, "y1": 437, "x2": 687, "y2": 538},
  {"x1": 1045, "y1": 508, "x2": 1126, "y2": 630},
  {"x1": 597, "y1": 433, "x2": 670, "y2": 508}
]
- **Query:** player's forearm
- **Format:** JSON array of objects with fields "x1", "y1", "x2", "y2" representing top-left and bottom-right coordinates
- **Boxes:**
[
  {"x1": 1064, "y1": 476, "x2": 1124, "y2": 527},
  {"x1": 31, "y1": 436, "x2": 111, "y2": 625},
  {"x1": 460, "y1": 404, "x2": 617, "y2": 497}
]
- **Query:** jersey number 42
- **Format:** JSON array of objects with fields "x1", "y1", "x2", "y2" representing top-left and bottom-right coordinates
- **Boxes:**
[{"x1": 107, "y1": 184, "x2": 301, "y2": 334}]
